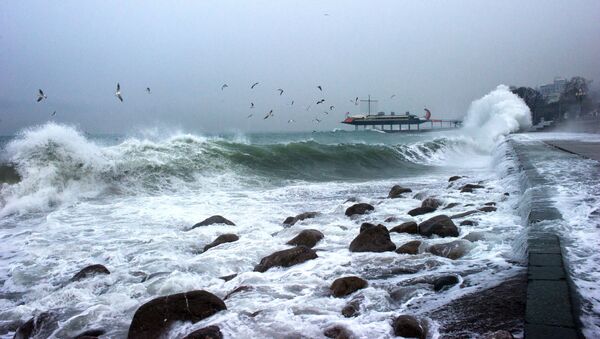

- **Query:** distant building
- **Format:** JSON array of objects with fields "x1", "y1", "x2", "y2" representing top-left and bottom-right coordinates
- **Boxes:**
[{"x1": 538, "y1": 77, "x2": 567, "y2": 103}]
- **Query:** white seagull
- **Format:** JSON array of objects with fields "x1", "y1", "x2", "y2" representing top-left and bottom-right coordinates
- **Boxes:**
[
  {"x1": 288, "y1": 119, "x2": 295, "y2": 123},
  {"x1": 115, "y1": 83, "x2": 123, "y2": 102}
]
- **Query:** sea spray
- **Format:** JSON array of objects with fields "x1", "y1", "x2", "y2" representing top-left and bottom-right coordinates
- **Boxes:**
[{"x1": 461, "y1": 84, "x2": 532, "y2": 151}]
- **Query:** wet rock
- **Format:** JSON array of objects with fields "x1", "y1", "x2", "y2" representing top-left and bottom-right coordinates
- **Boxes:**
[
  {"x1": 359, "y1": 222, "x2": 377, "y2": 233},
  {"x1": 191, "y1": 215, "x2": 235, "y2": 229},
  {"x1": 389, "y1": 221, "x2": 418, "y2": 234},
  {"x1": 460, "y1": 187, "x2": 474, "y2": 193},
  {"x1": 127, "y1": 290, "x2": 226, "y2": 339},
  {"x1": 203, "y1": 234, "x2": 239, "y2": 251},
  {"x1": 418, "y1": 215, "x2": 459, "y2": 237},
  {"x1": 484, "y1": 202, "x2": 497, "y2": 206},
  {"x1": 345, "y1": 203, "x2": 374, "y2": 216},
  {"x1": 460, "y1": 183, "x2": 484, "y2": 191},
  {"x1": 224, "y1": 285, "x2": 252, "y2": 300},
  {"x1": 388, "y1": 185, "x2": 412, "y2": 198},
  {"x1": 349, "y1": 225, "x2": 396, "y2": 252},
  {"x1": 463, "y1": 232, "x2": 486, "y2": 242},
  {"x1": 330, "y1": 276, "x2": 368, "y2": 297},
  {"x1": 392, "y1": 315, "x2": 427, "y2": 339},
  {"x1": 443, "y1": 202, "x2": 460, "y2": 210},
  {"x1": 395, "y1": 240, "x2": 422, "y2": 255},
  {"x1": 389, "y1": 287, "x2": 419, "y2": 303},
  {"x1": 282, "y1": 212, "x2": 320, "y2": 226},
  {"x1": 504, "y1": 192, "x2": 510, "y2": 196},
  {"x1": 384, "y1": 216, "x2": 400, "y2": 223},
  {"x1": 324, "y1": 325, "x2": 353, "y2": 339},
  {"x1": 428, "y1": 240, "x2": 472, "y2": 259},
  {"x1": 412, "y1": 192, "x2": 428, "y2": 200},
  {"x1": 433, "y1": 275, "x2": 460, "y2": 291},
  {"x1": 421, "y1": 197, "x2": 441, "y2": 210},
  {"x1": 408, "y1": 206, "x2": 436, "y2": 216},
  {"x1": 182, "y1": 325, "x2": 223, "y2": 339},
  {"x1": 286, "y1": 229, "x2": 324, "y2": 248},
  {"x1": 219, "y1": 273, "x2": 237, "y2": 282},
  {"x1": 479, "y1": 206, "x2": 497, "y2": 213},
  {"x1": 73, "y1": 329, "x2": 106, "y2": 339},
  {"x1": 14, "y1": 312, "x2": 58, "y2": 339},
  {"x1": 484, "y1": 330, "x2": 515, "y2": 339},
  {"x1": 70, "y1": 264, "x2": 110, "y2": 282},
  {"x1": 450, "y1": 210, "x2": 480, "y2": 219},
  {"x1": 459, "y1": 220, "x2": 476, "y2": 226},
  {"x1": 448, "y1": 175, "x2": 463, "y2": 182},
  {"x1": 341, "y1": 300, "x2": 360, "y2": 317},
  {"x1": 254, "y1": 246, "x2": 318, "y2": 272}
]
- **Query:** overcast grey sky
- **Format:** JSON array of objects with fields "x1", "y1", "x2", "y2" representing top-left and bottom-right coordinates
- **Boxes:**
[{"x1": 1, "y1": 0, "x2": 599, "y2": 134}]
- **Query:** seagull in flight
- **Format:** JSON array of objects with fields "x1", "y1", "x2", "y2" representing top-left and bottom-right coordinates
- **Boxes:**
[
  {"x1": 390, "y1": 94, "x2": 396, "y2": 99},
  {"x1": 221, "y1": 84, "x2": 228, "y2": 90},
  {"x1": 251, "y1": 82, "x2": 259, "y2": 89},
  {"x1": 354, "y1": 97, "x2": 359, "y2": 105},
  {"x1": 329, "y1": 105, "x2": 335, "y2": 110},
  {"x1": 247, "y1": 113, "x2": 253, "y2": 118},
  {"x1": 313, "y1": 117, "x2": 322, "y2": 123},
  {"x1": 322, "y1": 111, "x2": 329, "y2": 115},
  {"x1": 316, "y1": 99, "x2": 325, "y2": 105},
  {"x1": 317, "y1": 85, "x2": 322, "y2": 92},
  {"x1": 288, "y1": 119, "x2": 295, "y2": 123},
  {"x1": 146, "y1": 87, "x2": 151, "y2": 94},
  {"x1": 263, "y1": 109, "x2": 274, "y2": 120},
  {"x1": 37, "y1": 89, "x2": 47, "y2": 102},
  {"x1": 51, "y1": 111, "x2": 56, "y2": 116},
  {"x1": 115, "y1": 83, "x2": 123, "y2": 102},
  {"x1": 290, "y1": 100, "x2": 294, "y2": 106},
  {"x1": 277, "y1": 88, "x2": 284, "y2": 96},
  {"x1": 250, "y1": 102, "x2": 255, "y2": 109},
  {"x1": 306, "y1": 105, "x2": 312, "y2": 111}
]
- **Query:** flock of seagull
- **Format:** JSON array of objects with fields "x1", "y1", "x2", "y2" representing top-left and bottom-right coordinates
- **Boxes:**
[{"x1": 35, "y1": 83, "x2": 398, "y2": 126}]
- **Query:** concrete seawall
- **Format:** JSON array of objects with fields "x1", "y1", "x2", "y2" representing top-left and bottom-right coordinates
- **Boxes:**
[{"x1": 510, "y1": 140, "x2": 581, "y2": 338}]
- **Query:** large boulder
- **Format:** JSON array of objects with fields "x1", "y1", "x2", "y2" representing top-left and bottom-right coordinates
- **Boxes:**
[
  {"x1": 395, "y1": 240, "x2": 422, "y2": 255},
  {"x1": 330, "y1": 276, "x2": 368, "y2": 297},
  {"x1": 341, "y1": 299, "x2": 361, "y2": 317},
  {"x1": 389, "y1": 221, "x2": 418, "y2": 234},
  {"x1": 360, "y1": 222, "x2": 377, "y2": 233},
  {"x1": 324, "y1": 325, "x2": 354, "y2": 339},
  {"x1": 286, "y1": 229, "x2": 324, "y2": 248},
  {"x1": 418, "y1": 215, "x2": 459, "y2": 237},
  {"x1": 428, "y1": 240, "x2": 472, "y2": 259},
  {"x1": 345, "y1": 203, "x2": 374, "y2": 216},
  {"x1": 448, "y1": 175, "x2": 463, "y2": 182},
  {"x1": 70, "y1": 264, "x2": 110, "y2": 282},
  {"x1": 388, "y1": 185, "x2": 412, "y2": 199},
  {"x1": 182, "y1": 326, "x2": 223, "y2": 339},
  {"x1": 127, "y1": 290, "x2": 226, "y2": 339},
  {"x1": 282, "y1": 212, "x2": 320, "y2": 227},
  {"x1": 460, "y1": 183, "x2": 484, "y2": 193},
  {"x1": 203, "y1": 234, "x2": 239, "y2": 252},
  {"x1": 349, "y1": 225, "x2": 396, "y2": 252},
  {"x1": 191, "y1": 215, "x2": 235, "y2": 229},
  {"x1": 254, "y1": 246, "x2": 318, "y2": 272},
  {"x1": 408, "y1": 206, "x2": 436, "y2": 217},
  {"x1": 392, "y1": 315, "x2": 427, "y2": 339}
]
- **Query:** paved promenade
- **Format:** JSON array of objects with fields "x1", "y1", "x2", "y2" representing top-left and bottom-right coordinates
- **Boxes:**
[{"x1": 545, "y1": 140, "x2": 600, "y2": 161}]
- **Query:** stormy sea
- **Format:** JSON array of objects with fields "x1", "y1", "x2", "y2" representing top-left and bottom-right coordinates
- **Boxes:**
[{"x1": 0, "y1": 86, "x2": 598, "y2": 338}]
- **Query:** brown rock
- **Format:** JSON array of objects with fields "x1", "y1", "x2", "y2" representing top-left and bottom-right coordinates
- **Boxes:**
[
  {"x1": 282, "y1": 211, "x2": 320, "y2": 226},
  {"x1": 421, "y1": 197, "x2": 441, "y2": 209},
  {"x1": 13, "y1": 312, "x2": 58, "y2": 339},
  {"x1": 460, "y1": 183, "x2": 485, "y2": 191},
  {"x1": 484, "y1": 202, "x2": 497, "y2": 206},
  {"x1": 443, "y1": 202, "x2": 460, "y2": 209},
  {"x1": 218, "y1": 274, "x2": 237, "y2": 282},
  {"x1": 450, "y1": 210, "x2": 480, "y2": 219},
  {"x1": 428, "y1": 240, "x2": 472, "y2": 259},
  {"x1": 330, "y1": 276, "x2": 368, "y2": 297},
  {"x1": 286, "y1": 229, "x2": 324, "y2": 248},
  {"x1": 395, "y1": 240, "x2": 422, "y2": 255},
  {"x1": 392, "y1": 315, "x2": 427, "y2": 339},
  {"x1": 408, "y1": 206, "x2": 436, "y2": 216},
  {"x1": 324, "y1": 325, "x2": 353, "y2": 339},
  {"x1": 388, "y1": 185, "x2": 412, "y2": 198},
  {"x1": 479, "y1": 206, "x2": 497, "y2": 213},
  {"x1": 459, "y1": 220, "x2": 476, "y2": 226},
  {"x1": 360, "y1": 222, "x2": 378, "y2": 233},
  {"x1": 384, "y1": 216, "x2": 400, "y2": 223},
  {"x1": 223, "y1": 285, "x2": 252, "y2": 300},
  {"x1": 389, "y1": 221, "x2": 418, "y2": 234},
  {"x1": 433, "y1": 275, "x2": 460, "y2": 291},
  {"x1": 345, "y1": 203, "x2": 374, "y2": 216},
  {"x1": 448, "y1": 175, "x2": 462, "y2": 182},
  {"x1": 254, "y1": 246, "x2": 318, "y2": 272},
  {"x1": 127, "y1": 290, "x2": 226, "y2": 339},
  {"x1": 191, "y1": 215, "x2": 235, "y2": 229},
  {"x1": 182, "y1": 325, "x2": 223, "y2": 339},
  {"x1": 203, "y1": 234, "x2": 239, "y2": 251},
  {"x1": 70, "y1": 264, "x2": 110, "y2": 282},
  {"x1": 341, "y1": 301, "x2": 360, "y2": 318},
  {"x1": 418, "y1": 215, "x2": 459, "y2": 237},
  {"x1": 349, "y1": 225, "x2": 396, "y2": 252}
]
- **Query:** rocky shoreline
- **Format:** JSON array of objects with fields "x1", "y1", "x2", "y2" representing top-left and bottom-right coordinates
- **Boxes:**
[{"x1": 7, "y1": 175, "x2": 525, "y2": 339}]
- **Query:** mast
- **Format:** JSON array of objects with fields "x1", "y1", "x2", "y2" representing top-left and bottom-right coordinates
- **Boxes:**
[{"x1": 360, "y1": 95, "x2": 378, "y2": 115}]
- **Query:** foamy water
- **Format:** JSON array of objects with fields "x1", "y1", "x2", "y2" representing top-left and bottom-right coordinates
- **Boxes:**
[{"x1": 0, "y1": 86, "x2": 537, "y2": 338}]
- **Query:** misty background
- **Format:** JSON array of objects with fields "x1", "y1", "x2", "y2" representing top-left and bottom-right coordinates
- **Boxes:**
[{"x1": 1, "y1": 0, "x2": 599, "y2": 135}]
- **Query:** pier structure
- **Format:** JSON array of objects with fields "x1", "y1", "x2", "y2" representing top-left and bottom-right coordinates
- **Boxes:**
[{"x1": 341, "y1": 96, "x2": 462, "y2": 132}]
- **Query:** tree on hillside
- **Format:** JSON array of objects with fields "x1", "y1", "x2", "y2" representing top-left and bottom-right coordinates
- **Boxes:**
[{"x1": 560, "y1": 76, "x2": 590, "y2": 103}]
